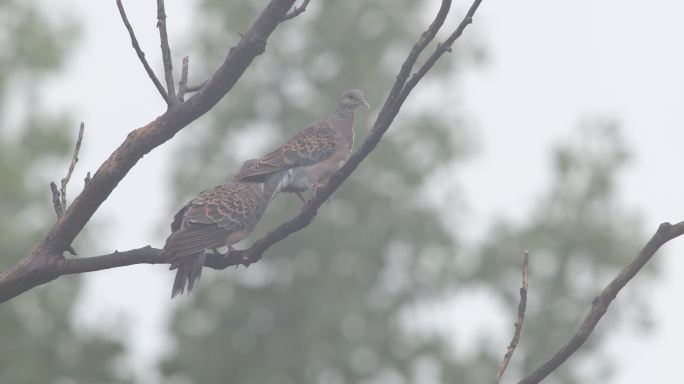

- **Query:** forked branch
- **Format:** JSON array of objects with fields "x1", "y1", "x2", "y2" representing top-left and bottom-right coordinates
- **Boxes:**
[{"x1": 116, "y1": 0, "x2": 169, "y2": 103}]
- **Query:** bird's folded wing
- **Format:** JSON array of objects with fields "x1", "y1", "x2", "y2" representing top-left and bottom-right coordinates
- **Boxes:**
[
  {"x1": 237, "y1": 121, "x2": 337, "y2": 180},
  {"x1": 165, "y1": 184, "x2": 260, "y2": 264}
]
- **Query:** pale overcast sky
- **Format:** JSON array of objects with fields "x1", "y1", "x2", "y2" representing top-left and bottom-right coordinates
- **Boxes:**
[{"x1": 42, "y1": 0, "x2": 684, "y2": 382}]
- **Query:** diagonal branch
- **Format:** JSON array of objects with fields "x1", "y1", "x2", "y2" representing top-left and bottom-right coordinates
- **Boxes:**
[
  {"x1": 156, "y1": 0, "x2": 176, "y2": 104},
  {"x1": 116, "y1": 0, "x2": 169, "y2": 103},
  {"x1": 0, "y1": 0, "x2": 297, "y2": 303},
  {"x1": 495, "y1": 249, "x2": 529, "y2": 384},
  {"x1": 517, "y1": 221, "x2": 684, "y2": 384}
]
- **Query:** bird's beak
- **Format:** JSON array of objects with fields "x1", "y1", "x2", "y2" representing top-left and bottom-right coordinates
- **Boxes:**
[{"x1": 360, "y1": 99, "x2": 370, "y2": 109}]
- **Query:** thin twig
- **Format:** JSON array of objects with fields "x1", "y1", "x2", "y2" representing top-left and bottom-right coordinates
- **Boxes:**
[
  {"x1": 177, "y1": 56, "x2": 189, "y2": 102},
  {"x1": 116, "y1": 0, "x2": 168, "y2": 103},
  {"x1": 495, "y1": 249, "x2": 529, "y2": 384},
  {"x1": 156, "y1": 0, "x2": 176, "y2": 104},
  {"x1": 60, "y1": 122, "x2": 84, "y2": 210},
  {"x1": 50, "y1": 182, "x2": 63, "y2": 218},
  {"x1": 281, "y1": 0, "x2": 310, "y2": 21}
]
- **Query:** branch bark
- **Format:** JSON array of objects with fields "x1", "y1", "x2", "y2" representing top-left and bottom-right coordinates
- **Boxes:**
[
  {"x1": 517, "y1": 221, "x2": 684, "y2": 384},
  {"x1": 0, "y1": 0, "x2": 297, "y2": 303}
]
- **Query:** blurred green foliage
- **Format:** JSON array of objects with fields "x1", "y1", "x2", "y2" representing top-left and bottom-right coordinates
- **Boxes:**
[
  {"x1": 0, "y1": 1, "x2": 128, "y2": 383},
  {"x1": 161, "y1": 1, "x2": 650, "y2": 383}
]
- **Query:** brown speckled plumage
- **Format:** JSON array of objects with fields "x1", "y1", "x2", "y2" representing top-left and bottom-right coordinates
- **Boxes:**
[
  {"x1": 236, "y1": 89, "x2": 368, "y2": 200},
  {"x1": 164, "y1": 172, "x2": 270, "y2": 298}
]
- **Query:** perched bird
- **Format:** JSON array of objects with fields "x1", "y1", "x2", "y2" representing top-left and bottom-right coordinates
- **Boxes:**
[
  {"x1": 236, "y1": 89, "x2": 369, "y2": 202},
  {"x1": 163, "y1": 160, "x2": 278, "y2": 298}
]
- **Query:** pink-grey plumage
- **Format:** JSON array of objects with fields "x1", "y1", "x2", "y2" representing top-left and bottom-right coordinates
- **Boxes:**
[
  {"x1": 236, "y1": 89, "x2": 368, "y2": 201},
  {"x1": 164, "y1": 160, "x2": 278, "y2": 298}
]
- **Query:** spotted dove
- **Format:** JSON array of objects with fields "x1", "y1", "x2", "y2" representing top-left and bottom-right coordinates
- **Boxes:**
[
  {"x1": 236, "y1": 89, "x2": 369, "y2": 202},
  {"x1": 163, "y1": 160, "x2": 279, "y2": 298}
]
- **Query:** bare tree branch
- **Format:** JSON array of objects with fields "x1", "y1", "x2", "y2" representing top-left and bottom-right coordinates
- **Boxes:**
[
  {"x1": 0, "y1": 0, "x2": 297, "y2": 303},
  {"x1": 517, "y1": 221, "x2": 684, "y2": 384},
  {"x1": 116, "y1": 0, "x2": 169, "y2": 103},
  {"x1": 281, "y1": 0, "x2": 310, "y2": 21},
  {"x1": 495, "y1": 249, "x2": 529, "y2": 384},
  {"x1": 53, "y1": 247, "x2": 243, "y2": 275},
  {"x1": 156, "y1": 0, "x2": 176, "y2": 104},
  {"x1": 60, "y1": 122, "x2": 85, "y2": 210}
]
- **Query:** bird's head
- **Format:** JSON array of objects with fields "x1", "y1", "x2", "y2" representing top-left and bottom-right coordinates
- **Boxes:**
[{"x1": 339, "y1": 89, "x2": 369, "y2": 109}]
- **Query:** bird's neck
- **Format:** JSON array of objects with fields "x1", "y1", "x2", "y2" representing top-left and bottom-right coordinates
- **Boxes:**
[
  {"x1": 333, "y1": 106, "x2": 355, "y2": 152},
  {"x1": 334, "y1": 105, "x2": 355, "y2": 120}
]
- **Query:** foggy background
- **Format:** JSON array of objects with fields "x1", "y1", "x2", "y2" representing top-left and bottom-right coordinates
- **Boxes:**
[{"x1": 2, "y1": 0, "x2": 683, "y2": 383}]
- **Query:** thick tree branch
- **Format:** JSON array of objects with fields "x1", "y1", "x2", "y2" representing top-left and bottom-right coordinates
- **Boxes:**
[
  {"x1": 116, "y1": 0, "x2": 169, "y2": 103},
  {"x1": 156, "y1": 0, "x2": 176, "y2": 104},
  {"x1": 0, "y1": 0, "x2": 297, "y2": 303},
  {"x1": 517, "y1": 221, "x2": 684, "y2": 384},
  {"x1": 54, "y1": 247, "x2": 244, "y2": 275},
  {"x1": 495, "y1": 250, "x2": 529, "y2": 384}
]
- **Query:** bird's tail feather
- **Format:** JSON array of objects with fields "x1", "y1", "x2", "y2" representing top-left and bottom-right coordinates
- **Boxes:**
[{"x1": 171, "y1": 252, "x2": 206, "y2": 298}]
